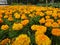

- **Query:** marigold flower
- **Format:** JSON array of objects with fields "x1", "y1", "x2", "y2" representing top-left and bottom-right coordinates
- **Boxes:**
[
  {"x1": 46, "y1": 19, "x2": 54, "y2": 23},
  {"x1": 0, "y1": 38, "x2": 10, "y2": 45},
  {"x1": 45, "y1": 22, "x2": 52, "y2": 27},
  {"x1": 0, "y1": 18, "x2": 3, "y2": 23},
  {"x1": 4, "y1": 15, "x2": 9, "y2": 18},
  {"x1": 21, "y1": 14, "x2": 27, "y2": 19},
  {"x1": 52, "y1": 13, "x2": 57, "y2": 18},
  {"x1": 57, "y1": 19, "x2": 60, "y2": 25},
  {"x1": 31, "y1": 25, "x2": 47, "y2": 33},
  {"x1": 57, "y1": 13, "x2": 60, "y2": 18},
  {"x1": 39, "y1": 18, "x2": 45, "y2": 24},
  {"x1": 1, "y1": 25, "x2": 9, "y2": 30},
  {"x1": 12, "y1": 34, "x2": 30, "y2": 45},
  {"x1": 35, "y1": 34, "x2": 51, "y2": 45},
  {"x1": 45, "y1": 15, "x2": 50, "y2": 19},
  {"x1": 14, "y1": 13, "x2": 20, "y2": 19},
  {"x1": 12, "y1": 23, "x2": 23, "y2": 30},
  {"x1": 29, "y1": 14, "x2": 35, "y2": 17},
  {"x1": 31, "y1": 25, "x2": 38, "y2": 31},
  {"x1": 0, "y1": 14, "x2": 2, "y2": 18},
  {"x1": 36, "y1": 26, "x2": 47, "y2": 33},
  {"x1": 51, "y1": 28, "x2": 60, "y2": 36},
  {"x1": 21, "y1": 20, "x2": 29, "y2": 26},
  {"x1": 36, "y1": 11, "x2": 40, "y2": 15},
  {"x1": 39, "y1": 12, "x2": 44, "y2": 16},
  {"x1": 52, "y1": 13, "x2": 57, "y2": 19},
  {"x1": 35, "y1": 31, "x2": 44, "y2": 36},
  {"x1": 45, "y1": 11, "x2": 52, "y2": 15},
  {"x1": 8, "y1": 17, "x2": 14, "y2": 21},
  {"x1": 52, "y1": 22, "x2": 59, "y2": 28}
]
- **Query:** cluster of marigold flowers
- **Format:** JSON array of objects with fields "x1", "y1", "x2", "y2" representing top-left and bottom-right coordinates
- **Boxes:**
[{"x1": 0, "y1": 5, "x2": 60, "y2": 45}]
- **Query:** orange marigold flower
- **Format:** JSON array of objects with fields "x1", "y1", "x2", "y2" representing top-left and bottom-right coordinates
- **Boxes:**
[
  {"x1": 0, "y1": 18, "x2": 3, "y2": 23},
  {"x1": 45, "y1": 11, "x2": 52, "y2": 16},
  {"x1": 12, "y1": 34, "x2": 30, "y2": 45},
  {"x1": 45, "y1": 22, "x2": 52, "y2": 27},
  {"x1": 21, "y1": 14, "x2": 27, "y2": 19},
  {"x1": 35, "y1": 34, "x2": 51, "y2": 45},
  {"x1": 14, "y1": 13, "x2": 20, "y2": 19},
  {"x1": 36, "y1": 26, "x2": 47, "y2": 33},
  {"x1": 35, "y1": 31, "x2": 44, "y2": 36},
  {"x1": 29, "y1": 14, "x2": 35, "y2": 17},
  {"x1": 52, "y1": 22, "x2": 59, "y2": 28},
  {"x1": 45, "y1": 15, "x2": 50, "y2": 19},
  {"x1": 0, "y1": 38, "x2": 10, "y2": 45},
  {"x1": 8, "y1": 17, "x2": 14, "y2": 21},
  {"x1": 21, "y1": 20, "x2": 29, "y2": 26},
  {"x1": 46, "y1": 19, "x2": 54, "y2": 23},
  {"x1": 1, "y1": 25, "x2": 9, "y2": 30},
  {"x1": 31, "y1": 25, "x2": 47, "y2": 33},
  {"x1": 57, "y1": 19, "x2": 60, "y2": 25},
  {"x1": 52, "y1": 13, "x2": 57, "y2": 19},
  {"x1": 12, "y1": 23, "x2": 23, "y2": 30},
  {"x1": 51, "y1": 28, "x2": 60, "y2": 36},
  {"x1": 4, "y1": 15, "x2": 9, "y2": 18},
  {"x1": 0, "y1": 15, "x2": 2, "y2": 18},
  {"x1": 31, "y1": 25, "x2": 38, "y2": 31},
  {"x1": 39, "y1": 12, "x2": 44, "y2": 17},
  {"x1": 39, "y1": 18, "x2": 45, "y2": 24},
  {"x1": 57, "y1": 13, "x2": 60, "y2": 18}
]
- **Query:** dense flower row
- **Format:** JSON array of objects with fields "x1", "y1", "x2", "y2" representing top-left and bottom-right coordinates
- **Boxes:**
[{"x1": 0, "y1": 5, "x2": 60, "y2": 45}]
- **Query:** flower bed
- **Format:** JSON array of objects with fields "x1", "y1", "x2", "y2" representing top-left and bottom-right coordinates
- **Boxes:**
[{"x1": 0, "y1": 5, "x2": 60, "y2": 45}]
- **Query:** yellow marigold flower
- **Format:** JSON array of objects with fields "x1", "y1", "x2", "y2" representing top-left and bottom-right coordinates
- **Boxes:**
[
  {"x1": 35, "y1": 34, "x2": 51, "y2": 45},
  {"x1": 46, "y1": 19, "x2": 54, "y2": 23},
  {"x1": 8, "y1": 17, "x2": 14, "y2": 21},
  {"x1": 36, "y1": 26, "x2": 47, "y2": 33},
  {"x1": 45, "y1": 22, "x2": 52, "y2": 27},
  {"x1": 35, "y1": 31, "x2": 44, "y2": 36},
  {"x1": 31, "y1": 25, "x2": 38, "y2": 31},
  {"x1": 12, "y1": 23, "x2": 23, "y2": 30},
  {"x1": 57, "y1": 19, "x2": 60, "y2": 25},
  {"x1": 4, "y1": 15, "x2": 9, "y2": 18},
  {"x1": 29, "y1": 14, "x2": 35, "y2": 17},
  {"x1": 14, "y1": 13, "x2": 20, "y2": 19},
  {"x1": 39, "y1": 12, "x2": 44, "y2": 16},
  {"x1": 52, "y1": 13, "x2": 57, "y2": 19},
  {"x1": 0, "y1": 14, "x2": 2, "y2": 18},
  {"x1": 31, "y1": 25, "x2": 47, "y2": 33},
  {"x1": 45, "y1": 15, "x2": 50, "y2": 19},
  {"x1": 45, "y1": 11, "x2": 52, "y2": 15},
  {"x1": 52, "y1": 22, "x2": 59, "y2": 28},
  {"x1": 0, "y1": 18, "x2": 3, "y2": 23},
  {"x1": 1, "y1": 25, "x2": 9, "y2": 30},
  {"x1": 21, "y1": 20, "x2": 29, "y2": 26},
  {"x1": 21, "y1": 14, "x2": 27, "y2": 19},
  {"x1": 12, "y1": 34, "x2": 30, "y2": 45},
  {"x1": 0, "y1": 38, "x2": 10, "y2": 45},
  {"x1": 39, "y1": 18, "x2": 45, "y2": 24},
  {"x1": 51, "y1": 28, "x2": 60, "y2": 36},
  {"x1": 36, "y1": 11, "x2": 40, "y2": 15},
  {"x1": 57, "y1": 13, "x2": 60, "y2": 18},
  {"x1": 5, "y1": 11, "x2": 10, "y2": 15}
]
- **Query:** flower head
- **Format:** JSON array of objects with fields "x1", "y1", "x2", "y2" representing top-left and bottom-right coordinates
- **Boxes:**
[
  {"x1": 14, "y1": 13, "x2": 20, "y2": 19},
  {"x1": 1, "y1": 25, "x2": 9, "y2": 30},
  {"x1": 51, "y1": 28, "x2": 60, "y2": 36},
  {"x1": 12, "y1": 34, "x2": 30, "y2": 45},
  {"x1": 0, "y1": 38, "x2": 10, "y2": 45},
  {"x1": 39, "y1": 18, "x2": 45, "y2": 24},
  {"x1": 12, "y1": 23, "x2": 23, "y2": 30},
  {"x1": 21, "y1": 20, "x2": 29, "y2": 26},
  {"x1": 35, "y1": 34, "x2": 51, "y2": 45}
]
